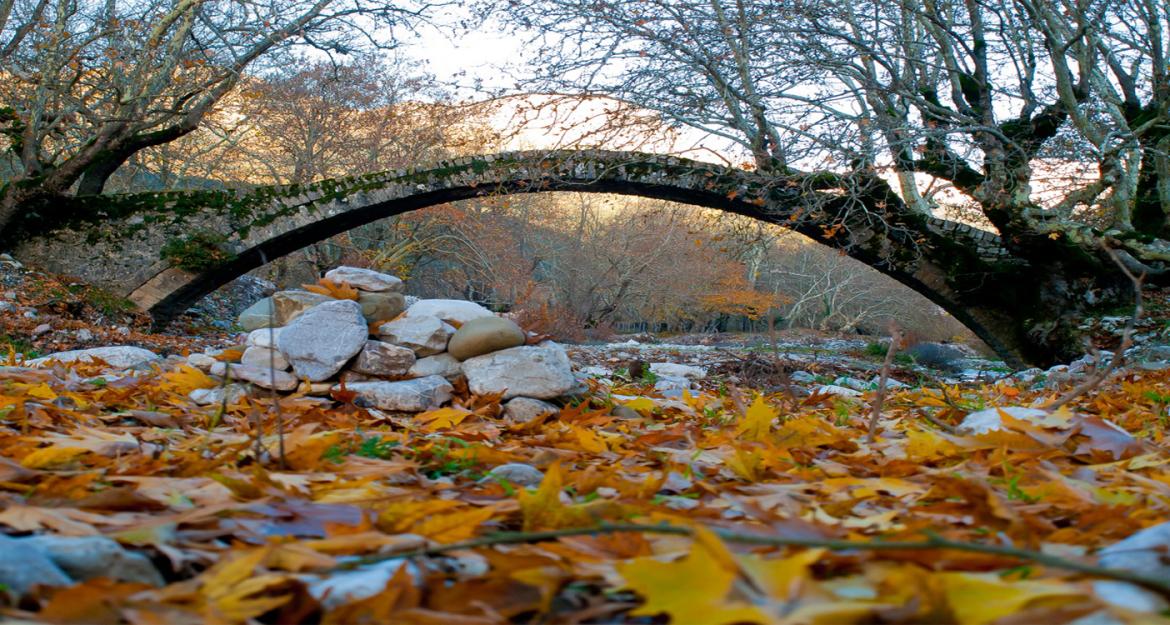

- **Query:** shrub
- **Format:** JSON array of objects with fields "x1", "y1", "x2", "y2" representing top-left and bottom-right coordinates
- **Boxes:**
[{"x1": 161, "y1": 231, "x2": 235, "y2": 271}]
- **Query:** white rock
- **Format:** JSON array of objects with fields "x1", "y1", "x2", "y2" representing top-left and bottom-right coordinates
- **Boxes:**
[
  {"x1": 1099, "y1": 520, "x2": 1170, "y2": 579},
  {"x1": 186, "y1": 353, "x2": 217, "y2": 371},
  {"x1": 308, "y1": 559, "x2": 418, "y2": 610},
  {"x1": 461, "y1": 341, "x2": 576, "y2": 400},
  {"x1": 23, "y1": 535, "x2": 164, "y2": 587},
  {"x1": 1092, "y1": 580, "x2": 1168, "y2": 613},
  {"x1": 75, "y1": 328, "x2": 93, "y2": 342},
  {"x1": 480, "y1": 463, "x2": 545, "y2": 487},
  {"x1": 378, "y1": 314, "x2": 451, "y2": 356},
  {"x1": 404, "y1": 299, "x2": 494, "y2": 325},
  {"x1": 246, "y1": 327, "x2": 285, "y2": 348},
  {"x1": 790, "y1": 371, "x2": 817, "y2": 384},
  {"x1": 350, "y1": 340, "x2": 416, "y2": 377},
  {"x1": 815, "y1": 384, "x2": 862, "y2": 398},
  {"x1": 241, "y1": 346, "x2": 291, "y2": 371},
  {"x1": 503, "y1": 397, "x2": 559, "y2": 423},
  {"x1": 408, "y1": 353, "x2": 463, "y2": 380},
  {"x1": 654, "y1": 375, "x2": 692, "y2": 393},
  {"x1": 29, "y1": 346, "x2": 160, "y2": 369},
  {"x1": 834, "y1": 376, "x2": 871, "y2": 391},
  {"x1": 277, "y1": 299, "x2": 368, "y2": 382},
  {"x1": 0, "y1": 534, "x2": 72, "y2": 596},
  {"x1": 870, "y1": 376, "x2": 909, "y2": 389},
  {"x1": 210, "y1": 362, "x2": 298, "y2": 391},
  {"x1": 324, "y1": 266, "x2": 404, "y2": 292},
  {"x1": 238, "y1": 297, "x2": 277, "y2": 331},
  {"x1": 273, "y1": 291, "x2": 334, "y2": 325},
  {"x1": 956, "y1": 406, "x2": 1049, "y2": 435},
  {"x1": 343, "y1": 376, "x2": 454, "y2": 412},
  {"x1": 189, "y1": 384, "x2": 248, "y2": 406},
  {"x1": 650, "y1": 362, "x2": 706, "y2": 380},
  {"x1": 580, "y1": 365, "x2": 612, "y2": 377}
]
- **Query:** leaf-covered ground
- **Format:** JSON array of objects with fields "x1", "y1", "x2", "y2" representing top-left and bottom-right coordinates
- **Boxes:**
[{"x1": 2, "y1": 344, "x2": 1170, "y2": 624}]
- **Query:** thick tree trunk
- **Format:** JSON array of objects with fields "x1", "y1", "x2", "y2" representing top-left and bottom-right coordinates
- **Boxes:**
[
  {"x1": 76, "y1": 124, "x2": 199, "y2": 195},
  {"x1": 75, "y1": 150, "x2": 135, "y2": 196}
]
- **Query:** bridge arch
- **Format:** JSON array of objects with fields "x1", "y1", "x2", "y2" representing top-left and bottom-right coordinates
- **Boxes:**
[{"x1": 12, "y1": 150, "x2": 1024, "y2": 365}]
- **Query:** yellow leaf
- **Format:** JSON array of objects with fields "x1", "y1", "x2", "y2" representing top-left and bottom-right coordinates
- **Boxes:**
[
  {"x1": 416, "y1": 406, "x2": 472, "y2": 431},
  {"x1": 519, "y1": 462, "x2": 592, "y2": 531},
  {"x1": 159, "y1": 364, "x2": 218, "y2": 394},
  {"x1": 572, "y1": 425, "x2": 608, "y2": 453},
  {"x1": 20, "y1": 446, "x2": 88, "y2": 468},
  {"x1": 904, "y1": 428, "x2": 961, "y2": 462},
  {"x1": 200, "y1": 547, "x2": 272, "y2": 600},
  {"x1": 739, "y1": 548, "x2": 825, "y2": 600},
  {"x1": 939, "y1": 572, "x2": 1083, "y2": 625},
  {"x1": 619, "y1": 532, "x2": 772, "y2": 625},
  {"x1": 25, "y1": 383, "x2": 57, "y2": 401},
  {"x1": 210, "y1": 576, "x2": 294, "y2": 622},
  {"x1": 213, "y1": 347, "x2": 245, "y2": 363},
  {"x1": 724, "y1": 448, "x2": 764, "y2": 481},
  {"x1": 412, "y1": 505, "x2": 495, "y2": 543},
  {"x1": 378, "y1": 499, "x2": 463, "y2": 533},
  {"x1": 736, "y1": 395, "x2": 777, "y2": 442},
  {"x1": 621, "y1": 397, "x2": 655, "y2": 413},
  {"x1": 198, "y1": 548, "x2": 296, "y2": 621},
  {"x1": 775, "y1": 415, "x2": 847, "y2": 448}
]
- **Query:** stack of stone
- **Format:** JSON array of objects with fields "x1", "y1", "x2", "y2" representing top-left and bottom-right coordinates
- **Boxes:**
[{"x1": 189, "y1": 267, "x2": 576, "y2": 418}]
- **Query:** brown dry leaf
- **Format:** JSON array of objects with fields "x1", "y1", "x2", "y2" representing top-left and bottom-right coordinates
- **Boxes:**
[{"x1": 303, "y1": 279, "x2": 359, "y2": 300}]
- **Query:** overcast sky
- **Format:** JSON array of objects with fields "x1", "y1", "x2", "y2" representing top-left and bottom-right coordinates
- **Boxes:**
[{"x1": 399, "y1": 8, "x2": 527, "y2": 97}]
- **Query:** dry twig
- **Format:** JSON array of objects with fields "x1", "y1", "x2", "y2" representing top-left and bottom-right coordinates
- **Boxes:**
[
  {"x1": 338, "y1": 522, "x2": 1170, "y2": 595},
  {"x1": 867, "y1": 323, "x2": 903, "y2": 441}
]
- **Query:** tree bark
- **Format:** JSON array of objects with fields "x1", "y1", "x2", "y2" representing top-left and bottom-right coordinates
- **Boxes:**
[{"x1": 75, "y1": 124, "x2": 199, "y2": 195}]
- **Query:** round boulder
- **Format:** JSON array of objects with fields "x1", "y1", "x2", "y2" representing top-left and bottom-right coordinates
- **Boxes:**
[
  {"x1": 447, "y1": 316, "x2": 526, "y2": 361},
  {"x1": 277, "y1": 299, "x2": 368, "y2": 381}
]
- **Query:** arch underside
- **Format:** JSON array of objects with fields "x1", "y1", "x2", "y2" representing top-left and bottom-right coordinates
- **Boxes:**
[{"x1": 139, "y1": 176, "x2": 1016, "y2": 364}]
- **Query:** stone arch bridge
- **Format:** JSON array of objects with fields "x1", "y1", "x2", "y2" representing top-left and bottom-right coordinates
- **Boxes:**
[{"x1": 11, "y1": 149, "x2": 1026, "y2": 364}]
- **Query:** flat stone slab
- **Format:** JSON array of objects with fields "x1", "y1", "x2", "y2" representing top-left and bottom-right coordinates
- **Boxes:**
[
  {"x1": 350, "y1": 340, "x2": 416, "y2": 377},
  {"x1": 325, "y1": 266, "x2": 404, "y2": 292},
  {"x1": 246, "y1": 327, "x2": 285, "y2": 348},
  {"x1": 405, "y1": 299, "x2": 494, "y2": 325},
  {"x1": 29, "y1": 346, "x2": 160, "y2": 369},
  {"x1": 342, "y1": 375, "x2": 454, "y2": 412},
  {"x1": 408, "y1": 353, "x2": 463, "y2": 380},
  {"x1": 210, "y1": 362, "x2": 298, "y2": 391},
  {"x1": 650, "y1": 362, "x2": 707, "y2": 380},
  {"x1": 241, "y1": 346, "x2": 290, "y2": 371},
  {"x1": 378, "y1": 314, "x2": 452, "y2": 357},
  {"x1": 461, "y1": 341, "x2": 575, "y2": 400}
]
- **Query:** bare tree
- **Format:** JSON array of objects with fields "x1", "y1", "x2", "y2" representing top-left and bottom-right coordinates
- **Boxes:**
[
  {"x1": 0, "y1": 0, "x2": 434, "y2": 233},
  {"x1": 502, "y1": 0, "x2": 1170, "y2": 364}
]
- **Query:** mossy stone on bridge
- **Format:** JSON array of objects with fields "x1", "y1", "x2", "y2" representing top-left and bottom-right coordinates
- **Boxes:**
[{"x1": 13, "y1": 148, "x2": 1021, "y2": 362}]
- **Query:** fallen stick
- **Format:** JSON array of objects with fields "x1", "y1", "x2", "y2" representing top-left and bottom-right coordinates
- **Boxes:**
[{"x1": 335, "y1": 521, "x2": 1170, "y2": 595}]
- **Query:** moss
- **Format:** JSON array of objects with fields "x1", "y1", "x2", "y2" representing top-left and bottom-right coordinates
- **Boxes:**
[{"x1": 161, "y1": 231, "x2": 236, "y2": 271}]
